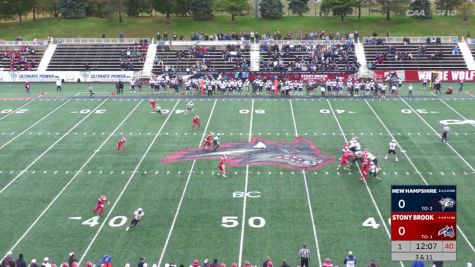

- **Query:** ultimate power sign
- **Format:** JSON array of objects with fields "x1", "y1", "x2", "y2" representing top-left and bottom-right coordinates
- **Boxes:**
[{"x1": 391, "y1": 185, "x2": 457, "y2": 261}]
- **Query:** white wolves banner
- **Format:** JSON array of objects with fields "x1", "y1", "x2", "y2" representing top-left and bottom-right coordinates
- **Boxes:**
[{"x1": 373, "y1": 70, "x2": 475, "y2": 82}]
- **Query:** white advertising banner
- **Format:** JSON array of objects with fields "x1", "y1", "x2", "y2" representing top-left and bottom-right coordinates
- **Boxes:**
[{"x1": 0, "y1": 71, "x2": 134, "y2": 82}]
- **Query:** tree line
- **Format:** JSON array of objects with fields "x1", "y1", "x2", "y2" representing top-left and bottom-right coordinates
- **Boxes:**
[{"x1": 0, "y1": 0, "x2": 471, "y2": 23}]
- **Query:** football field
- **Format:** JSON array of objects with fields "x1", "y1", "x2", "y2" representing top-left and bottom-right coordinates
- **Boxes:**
[{"x1": 0, "y1": 87, "x2": 474, "y2": 267}]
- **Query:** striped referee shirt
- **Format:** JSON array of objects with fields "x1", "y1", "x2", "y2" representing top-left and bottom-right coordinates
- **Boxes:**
[{"x1": 298, "y1": 248, "x2": 310, "y2": 259}]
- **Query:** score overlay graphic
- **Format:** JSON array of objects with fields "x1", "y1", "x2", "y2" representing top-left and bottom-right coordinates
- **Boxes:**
[{"x1": 391, "y1": 185, "x2": 457, "y2": 261}]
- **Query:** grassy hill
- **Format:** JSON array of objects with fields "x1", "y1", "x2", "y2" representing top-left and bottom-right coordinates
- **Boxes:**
[{"x1": 0, "y1": 15, "x2": 474, "y2": 40}]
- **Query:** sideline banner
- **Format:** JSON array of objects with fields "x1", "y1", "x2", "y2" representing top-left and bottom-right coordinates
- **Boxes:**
[
  {"x1": 373, "y1": 70, "x2": 475, "y2": 82},
  {"x1": 0, "y1": 71, "x2": 134, "y2": 82}
]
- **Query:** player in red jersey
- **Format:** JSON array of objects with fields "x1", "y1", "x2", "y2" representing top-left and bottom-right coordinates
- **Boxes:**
[
  {"x1": 322, "y1": 258, "x2": 333, "y2": 267},
  {"x1": 149, "y1": 99, "x2": 162, "y2": 114},
  {"x1": 337, "y1": 150, "x2": 352, "y2": 170},
  {"x1": 360, "y1": 157, "x2": 370, "y2": 182},
  {"x1": 192, "y1": 115, "x2": 200, "y2": 129},
  {"x1": 92, "y1": 194, "x2": 109, "y2": 217},
  {"x1": 203, "y1": 132, "x2": 213, "y2": 150},
  {"x1": 116, "y1": 136, "x2": 126, "y2": 154},
  {"x1": 218, "y1": 155, "x2": 227, "y2": 177}
]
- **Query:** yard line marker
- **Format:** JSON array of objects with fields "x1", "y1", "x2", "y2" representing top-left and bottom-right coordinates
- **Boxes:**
[
  {"x1": 157, "y1": 100, "x2": 218, "y2": 267},
  {"x1": 364, "y1": 99, "x2": 475, "y2": 254},
  {"x1": 238, "y1": 99, "x2": 254, "y2": 267},
  {"x1": 400, "y1": 98, "x2": 475, "y2": 173},
  {"x1": 326, "y1": 99, "x2": 405, "y2": 267},
  {"x1": 0, "y1": 98, "x2": 36, "y2": 122},
  {"x1": 77, "y1": 100, "x2": 180, "y2": 265},
  {"x1": 289, "y1": 100, "x2": 322, "y2": 267},
  {"x1": 0, "y1": 97, "x2": 110, "y2": 195},
  {"x1": 2, "y1": 99, "x2": 144, "y2": 260}
]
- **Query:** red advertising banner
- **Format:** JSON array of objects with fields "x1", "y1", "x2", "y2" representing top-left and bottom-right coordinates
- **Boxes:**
[{"x1": 373, "y1": 70, "x2": 475, "y2": 82}]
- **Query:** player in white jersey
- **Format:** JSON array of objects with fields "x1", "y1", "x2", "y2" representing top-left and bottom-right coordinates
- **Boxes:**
[
  {"x1": 384, "y1": 140, "x2": 399, "y2": 161},
  {"x1": 126, "y1": 208, "x2": 144, "y2": 231},
  {"x1": 369, "y1": 162, "x2": 381, "y2": 180},
  {"x1": 185, "y1": 101, "x2": 194, "y2": 115}
]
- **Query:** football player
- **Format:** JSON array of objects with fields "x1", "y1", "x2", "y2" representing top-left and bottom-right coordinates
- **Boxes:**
[
  {"x1": 149, "y1": 99, "x2": 163, "y2": 114},
  {"x1": 192, "y1": 115, "x2": 200, "y2": 129},
  {"x1": 116, "y1": 136, "x2": 126, "y2": 154},
  {"x1": 126, "y1": 208, "x2": 144, "y2": 231},
  {"x1": 441, "y1": 124, "x2": 449, "y2": 143},
  {"x1": 384, "y1": 140, "x2": 399, "y2": 161},
  {"x1": 360, "y1": 157, "x2": 370, "y2": 182},
  {"x1": 92, "y1": 194, "x2": 109, "y2": 217},
  {"x1": 369, "y1": 162, "x2": 381, "y2": 181},
  {"x1": 185, "y1": 101, "x2": 194, "y2": 115},
  {"x1": 212, "y1": 133, "x2": 221, "y2": 151},
  {"x1": 322, "y1": 258, "x2": 333, "y2": 267},
  {"x1": 203, "y1": 132, "x2": 213, "y2": 150},
  {"x1": 337, "y1": 149, "x2": 352, "y2": 170},
  {"x1": 365, "y1": 151, "x2": 380, "y2": 171},
  {"x1": 218, "y1": 155, "x2": 227, "y2": 177}
]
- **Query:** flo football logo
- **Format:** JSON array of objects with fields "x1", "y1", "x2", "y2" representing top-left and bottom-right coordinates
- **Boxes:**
[{"x1": 162, "y1": 137, "x2": 335, "y2": 170}]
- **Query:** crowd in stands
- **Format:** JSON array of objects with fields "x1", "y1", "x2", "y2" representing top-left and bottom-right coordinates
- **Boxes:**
[
  {"x1": 0, "y1": 45, "x2": 37, "y2": 71},
  {"x1": 119, "y1": 40, "x2": 149, "y2": 71},
  {"x1": 259, "y1": 42, "x2": 359, "y2": 72},
  {"x1": 155, "y1": 30, "x2": 359, "y2": 42}
]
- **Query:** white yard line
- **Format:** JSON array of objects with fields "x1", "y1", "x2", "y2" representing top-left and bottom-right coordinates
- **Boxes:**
[
  {"x1": 78, "y1": 100, "x2": 181, "y2": 265},
  {"x1": 0, "y1": 98, "x2": 36, "y2": 121},
  {"x1": 2, "y1": 99, "x2": 144, "y2": 259},
  {"x1": 0, "y1": 98, "x2": 74, "y2": 150},
  {"x1": 289, "y1": 100, "x2": 322, "y2": 267},
  {"x1": 0, "y1": 97, "x2": 110, "y2": 194},
  {"x1": 439, "y1": 99, "x2": 475, "y2": 127},
  {"x1": 238, "y1": 99, "x2": 254, "y2": 267},
  {"x1": 325, "y1": 99, "x2": 404, "y2": 267},
  {"x1": 400, "y1": 97, "x2": 475, "y2": 173},
  {"x1": 157, "y1": 99, "x2": 218, "y2": 267},
  {"x1": 364, "y1": 99, "x2": 475, "y2": 254}
]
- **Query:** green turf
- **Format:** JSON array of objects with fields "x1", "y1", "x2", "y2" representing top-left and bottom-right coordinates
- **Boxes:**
[
  {"x1": 0, "y1": 15, "x2": 474, "y2": 40},
  {"x1": 0, "y1": 90, "x2": 474, "y2": 267}
]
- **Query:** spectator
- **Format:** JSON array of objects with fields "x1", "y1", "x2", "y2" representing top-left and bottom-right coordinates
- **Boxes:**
[
  {"x1": 67, "y1": 253, "x2": 77, "y2": 267},
  {"x1": 28, "y1": 260, "x2": 38, "y2": 267},
  {"x1": 16, "y1": 254, "x2": 27, "y2": 267},
  {"x1": 280, "y1": 260, "x2": 289, "y2": 267},
  {"x1": 343, "y1": 251, "x2": 357, "y2": 267},
  {"x1": 262, "y1": 257, "x2": 270, "y2": 267},
  {"x1": 41, "y1": 258, "x2": 51, "y2": 267},
  {"x1": 367, "y1": 259, "x2": 379, "y2": 267},
  {"x1": 411, "y1": 261, "x2": 424, "y2": 267},
  {"x1": 2, "y1": 252, "x2": 14, "y2": 267}
]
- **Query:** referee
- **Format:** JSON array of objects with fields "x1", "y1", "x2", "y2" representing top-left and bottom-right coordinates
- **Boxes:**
[
  {"x1": 298, "y1": 245, "x2": 310, "y2": 267},
  {"x1": 441, "y1": 124, "x2": 449, "y2": 143}
]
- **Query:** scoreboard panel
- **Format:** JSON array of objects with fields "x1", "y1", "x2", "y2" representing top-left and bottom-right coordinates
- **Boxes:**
[{"x1": 391, "y1": 185, "x2": 456, "y2": 261}]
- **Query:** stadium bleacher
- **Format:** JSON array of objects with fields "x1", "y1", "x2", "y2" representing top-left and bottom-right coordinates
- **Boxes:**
[
  {"x1": 47, "y1": 43, "x2": 147, "y2": 71},
  {"x1": 153, "y1": 44, "x2": 250, "y2": 74},
  {"x1": 364, "y1": 42, "x2": 467, "y2": 70},
  {"x1": 259, "y1": 43, "x2": 359, "y2": 73},
  {"x1": 0, "y1": 45, "x2": 45, "y2": 71}
]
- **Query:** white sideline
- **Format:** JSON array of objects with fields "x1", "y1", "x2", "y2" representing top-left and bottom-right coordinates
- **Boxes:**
[
  {"x1": 157, "y1": 99, "x2": 218, "y2": 267},
  {"x1": 289, "y1": 100, "x2": 322, "y2": 267},
  {"x1": 326, "y1": 99, "x2": 405, "y2": 267},
  {"x1": 78, "y1": 100, "x2": 181, "y2": 265},
  {"x1": 0, "y1": 98, "x2": 36, "y2": 121},
  {"x1": 364, "y1": 99, "x2": 475, "y2": 254},
  {"x1": 2, "y1": 99, "x2": 143, "y2": 260},
  {"x1": 0, "y1": 97, "x2": 75, "y2": 150},
  {"x1": 238, "y1": 99, "x2": 254, "y2": 267},
  {"x1": 0, "y1": 97, "x2": 110, "y2": 194},
  {"x1": 400, "y1": 98, "x2": 475, "y2": 173}
]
